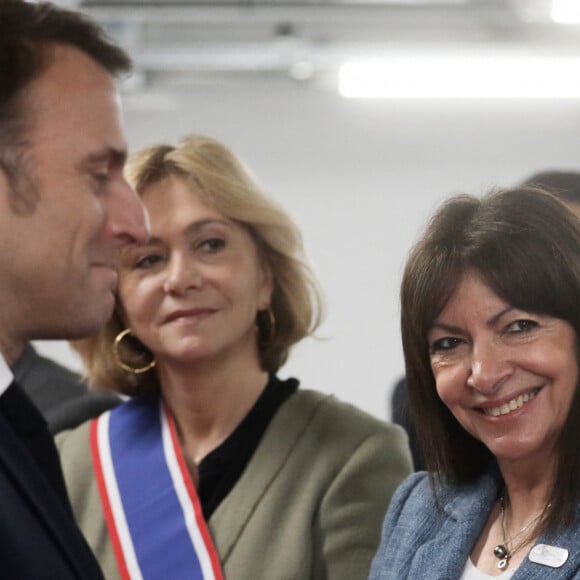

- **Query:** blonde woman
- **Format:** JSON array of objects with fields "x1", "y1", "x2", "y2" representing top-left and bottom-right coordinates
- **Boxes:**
[{"x1": 57, "y1": 135, "x2": 412, "y2": 580}]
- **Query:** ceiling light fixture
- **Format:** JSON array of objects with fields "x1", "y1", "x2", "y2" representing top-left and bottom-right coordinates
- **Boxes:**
[
  {"x1": 551, "y1": 0, "x2": 580, "y2": 23},
  {"x1": 339, "y1": 53, "x2": 580, "y2": 99}
]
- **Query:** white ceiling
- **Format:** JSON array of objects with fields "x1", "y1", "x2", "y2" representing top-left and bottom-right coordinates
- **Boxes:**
[{"x1": 69, "y1": 1, "x2": 580, "y2": 92}]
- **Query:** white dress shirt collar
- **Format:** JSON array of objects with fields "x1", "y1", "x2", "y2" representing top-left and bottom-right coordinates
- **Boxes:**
[{"x1": 0, "y1": 353, "x2": 14, "y2": 397}]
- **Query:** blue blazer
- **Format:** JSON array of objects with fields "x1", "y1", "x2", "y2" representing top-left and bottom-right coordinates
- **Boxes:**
[{"x1": 369, "y1": 470, "x2": 580, "y2": 580}]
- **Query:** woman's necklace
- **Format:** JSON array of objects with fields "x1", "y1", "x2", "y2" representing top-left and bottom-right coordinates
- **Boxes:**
[{"x1": 492, "y1": 496, "x2": 547, "y2": 570}]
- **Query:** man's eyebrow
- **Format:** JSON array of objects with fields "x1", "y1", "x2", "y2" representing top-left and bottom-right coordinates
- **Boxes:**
[{"x1": 81, "y1": 147, "x2": 127, "y2": 168}]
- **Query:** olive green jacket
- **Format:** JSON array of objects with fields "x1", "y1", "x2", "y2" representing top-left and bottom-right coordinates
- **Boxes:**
[{"x1": 57, "y1": 389, "x2": 412, "y2": 580}]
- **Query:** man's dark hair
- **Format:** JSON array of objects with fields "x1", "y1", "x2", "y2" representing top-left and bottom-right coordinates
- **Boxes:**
[
  {"x1": 523, "y1": 170, "x2": 580, "y2": 205},
  {"x1": 0, "y1": 0, "x2": 131, "y2": 209}
]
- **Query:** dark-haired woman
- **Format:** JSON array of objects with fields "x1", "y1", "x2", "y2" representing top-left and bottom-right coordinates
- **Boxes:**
[{"x1": 370, "y1": 186, "x2": 580, "y2": 579}]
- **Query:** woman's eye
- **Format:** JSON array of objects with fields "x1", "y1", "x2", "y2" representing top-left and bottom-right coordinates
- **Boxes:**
[
  {"x1": 430, "y1": 337, "x2": 462, "y2": 353},
  {"x1": 199, "y1": 237, "x2": 226, "y2": 252},
  {"x1": 506, "y1": 319, "x2": 538, "y2": 334},
  {"x1": 134, "y1": 255, "x2": 163, "y2": 269}
]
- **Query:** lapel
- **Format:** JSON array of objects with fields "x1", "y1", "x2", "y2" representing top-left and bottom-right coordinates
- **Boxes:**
[
  {"x1": 0, "y1": 413, "x2": 100, "y2": 578},
  {"x1": 512, "y1": 513, "x2": 580, "y2": 579},
  {"x1": 209, "y1": 390, "x2": 328, "y2": 563},
  {"x1": 408, "y1": 470, "x2": 501, "y2": 579}
]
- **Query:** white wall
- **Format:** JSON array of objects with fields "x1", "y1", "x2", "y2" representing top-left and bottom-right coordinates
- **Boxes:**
[{"x1": 35, "y1": 82, "x2": 580, "y2": 420}]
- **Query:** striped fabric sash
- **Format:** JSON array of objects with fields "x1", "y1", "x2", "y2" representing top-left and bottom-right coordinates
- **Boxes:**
[{"x1": 90, "y1": 397, "x2": 223, "y2": 580}]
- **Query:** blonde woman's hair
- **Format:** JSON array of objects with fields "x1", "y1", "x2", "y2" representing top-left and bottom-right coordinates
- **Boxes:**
[{"x1": 72, "y1": 134, "x2": 324, "y2": 395}]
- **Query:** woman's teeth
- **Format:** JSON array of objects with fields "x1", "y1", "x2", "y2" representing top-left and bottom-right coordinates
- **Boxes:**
[{"x1": 484, "y1": 389, "x2": 539, "y2": 417}]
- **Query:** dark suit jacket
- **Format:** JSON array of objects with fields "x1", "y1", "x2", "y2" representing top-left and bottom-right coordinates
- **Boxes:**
[
  {"x1": 0, "y1": 408, "x2": 104, "y2": 578},
  {"x1": 13, "y1": 344, "x2": 120, "y2": 433}
]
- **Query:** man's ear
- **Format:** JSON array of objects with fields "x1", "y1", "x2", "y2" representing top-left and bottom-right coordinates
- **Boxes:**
[
  {"x1": 0, "y1": 165, "x2": 13, "y2": 211},
  {"x1": 0, "y1": 160, "x2": 38, "y2": 215}
]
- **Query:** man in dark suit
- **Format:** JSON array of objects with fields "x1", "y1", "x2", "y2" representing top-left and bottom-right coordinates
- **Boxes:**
[{"x1": 0, "y1": 1, "x2": 149, "y2": 576}]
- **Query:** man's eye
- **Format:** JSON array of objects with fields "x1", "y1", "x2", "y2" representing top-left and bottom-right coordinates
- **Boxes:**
[{"x1": 92, "y1": 173, "x2": 109, "y2": 191}]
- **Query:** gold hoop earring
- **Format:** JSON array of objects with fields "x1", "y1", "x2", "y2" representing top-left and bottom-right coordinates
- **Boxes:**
[
  {"x1": 112, "y1": 328, "x2": 156, "y2": 374},
  {"x1": 258, "y1": 308, "x2": 276, "y2": 345}
]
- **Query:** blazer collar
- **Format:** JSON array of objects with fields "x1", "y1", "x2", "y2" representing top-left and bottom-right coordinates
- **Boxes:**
[
  {"x1": 406, "y1": 470, "x2": 501, "y2": 579},
  {"x1": 209, "y1": 390, "x2": 329, "y2": 563}
]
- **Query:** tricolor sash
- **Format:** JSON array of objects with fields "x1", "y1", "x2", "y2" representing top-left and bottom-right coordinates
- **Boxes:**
[{"x1": 90, "y1": 397, "x2": 223, "y2": 580}]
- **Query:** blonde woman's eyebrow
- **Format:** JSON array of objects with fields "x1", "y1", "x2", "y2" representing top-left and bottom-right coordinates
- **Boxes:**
[
  {"x1": 121, "y1": 218, "x2": 234, "y2": 252},
  {"x1": 183, "y1": 218, "x2": 233, "y2": 235}
]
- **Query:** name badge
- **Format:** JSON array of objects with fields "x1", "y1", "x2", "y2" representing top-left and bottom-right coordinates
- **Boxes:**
[{"x1": 529, "y1": 544, "x2": 569, "y2": 568}]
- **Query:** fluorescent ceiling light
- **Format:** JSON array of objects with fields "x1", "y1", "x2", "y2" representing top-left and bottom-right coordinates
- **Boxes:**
[
  {"x1": 551, "y1": 0, "x2": 580, "y2": 23},
  {"x1": 339, "y1": 54, "x2": 580, "y2": 99}
]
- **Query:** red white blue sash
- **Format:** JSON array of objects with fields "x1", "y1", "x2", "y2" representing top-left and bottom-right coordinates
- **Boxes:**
[{"x1": 90, "y1": 397, "x2": 223, "y2": 580}]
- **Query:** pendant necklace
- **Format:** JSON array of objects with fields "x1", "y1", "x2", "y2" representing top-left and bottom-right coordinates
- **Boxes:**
[{"x1": 492, "y1": 495, "x2": 548, "y2": 570}]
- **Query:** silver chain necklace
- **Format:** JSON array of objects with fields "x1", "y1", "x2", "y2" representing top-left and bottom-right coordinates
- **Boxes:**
[{"x1": 492, "y1": 495, "x2": 547, "y2": 570}]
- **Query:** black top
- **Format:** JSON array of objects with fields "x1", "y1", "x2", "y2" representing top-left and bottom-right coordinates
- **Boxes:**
[{"x1": 197, "y1": 374, "x2": 298, "y2": 519}]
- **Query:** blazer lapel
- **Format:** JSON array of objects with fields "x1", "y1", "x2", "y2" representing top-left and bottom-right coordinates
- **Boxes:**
[
  {"x1": 513, "y1": 515, "x2": 580, "y2": 579},
  {"x1": 410, "y1": 496, "x2": 494, "y2": 578},
  {"x1": 209, "y1": 390, "x2": 328, "y2": 563},
  {"x1": 0, "y1": 414, "x2": 101, "y2": 577},
  {"x1": 408, "y1": 469, "x2": 501, "y2": 579}
]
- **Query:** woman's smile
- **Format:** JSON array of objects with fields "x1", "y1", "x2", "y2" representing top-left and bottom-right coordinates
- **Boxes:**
[
  {"x1": 164, "y1": 307, "x2": 217, "y2": 325},
  {"x1": 478, "y1": 386, "x2": 542, "y2": 417}
]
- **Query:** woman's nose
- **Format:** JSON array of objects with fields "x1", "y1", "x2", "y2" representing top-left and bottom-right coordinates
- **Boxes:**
[
  {"x1": 162, "y1": 255, "x2": 202, "y2": 295},
  {"x1": 466, "y1": 340, "x2": 512, "y2": 394}
]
